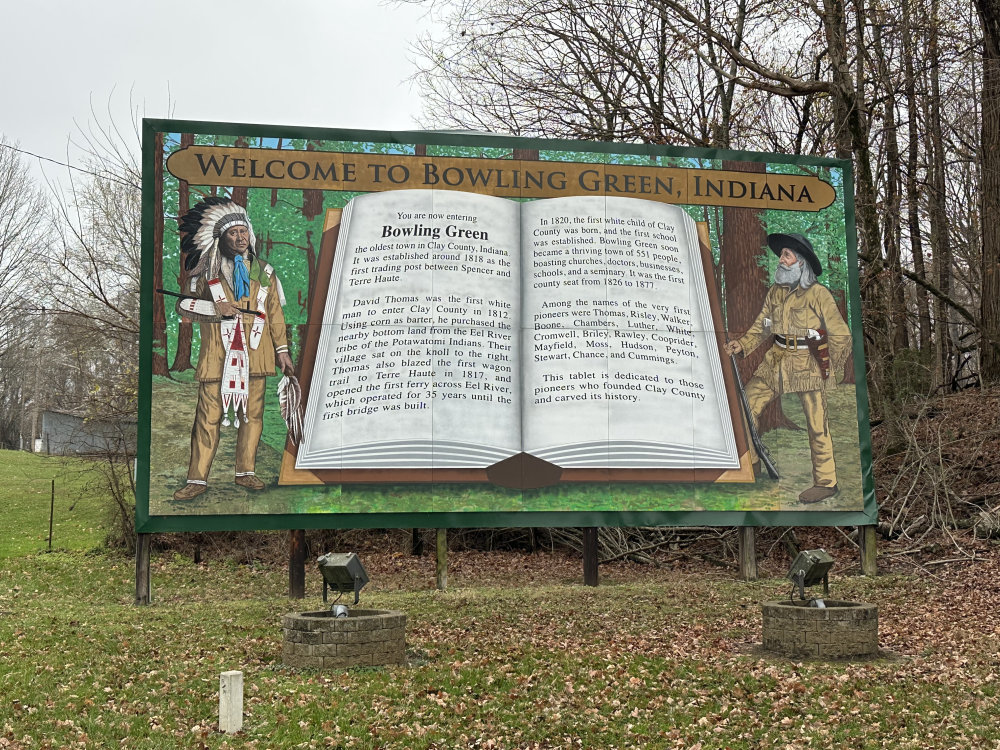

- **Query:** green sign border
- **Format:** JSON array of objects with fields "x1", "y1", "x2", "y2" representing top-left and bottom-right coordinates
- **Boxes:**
[{"x1": 138, "y1": 118, "x2": 877, "y2": 533}]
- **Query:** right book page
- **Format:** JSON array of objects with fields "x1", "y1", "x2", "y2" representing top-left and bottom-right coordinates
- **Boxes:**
[{"x1": 520, "y1": 196, "x2": 740, "y2": 470}]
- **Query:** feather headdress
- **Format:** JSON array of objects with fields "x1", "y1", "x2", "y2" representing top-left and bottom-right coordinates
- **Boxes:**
[{"x1": 179, "y1": 197, "x2": 258, "y2": 282}]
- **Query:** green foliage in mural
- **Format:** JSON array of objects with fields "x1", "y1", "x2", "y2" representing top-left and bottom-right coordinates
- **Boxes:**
[
  {"x1": 760, "y1": 166, "x2": 852, "y2": 327},
  {"x1": 426, "y1": 144, "x2": 513, "y2": 159}
]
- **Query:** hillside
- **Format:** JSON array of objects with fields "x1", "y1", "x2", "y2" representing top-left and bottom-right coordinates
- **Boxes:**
[{"x1": 871, "y1": 384, "x2": 1000, "y2": 549}]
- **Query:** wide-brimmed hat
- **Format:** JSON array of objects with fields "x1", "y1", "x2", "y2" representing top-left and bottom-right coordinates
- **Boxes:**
[{"x1": 767, "y1": 233, "x2": 822, "y2": 277}]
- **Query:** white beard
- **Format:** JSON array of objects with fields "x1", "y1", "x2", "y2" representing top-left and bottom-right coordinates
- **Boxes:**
[{"x1": 775, "y1": 261, "x2": 803, "y2": 288}]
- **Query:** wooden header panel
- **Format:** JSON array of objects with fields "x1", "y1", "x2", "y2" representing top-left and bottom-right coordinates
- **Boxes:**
[{"x1": 167, "y1": 147, "x2": 836, "y2": 212}]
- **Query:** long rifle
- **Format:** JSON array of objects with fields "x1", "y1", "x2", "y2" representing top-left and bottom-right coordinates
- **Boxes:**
[
  {"x1": 156, "y1": 288, "x2": 255, "y2": 316},
  {"x1": 729, "y1": 353, "x2": 780, "y2": 480}
]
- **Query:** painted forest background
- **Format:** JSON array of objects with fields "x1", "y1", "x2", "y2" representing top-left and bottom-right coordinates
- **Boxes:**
[
  {"x1": 148, "y1": 135, "x2": 856, "y2": 455},
  {"x1": 141, "y1": 131, "x2": 866, "y2": 522}
]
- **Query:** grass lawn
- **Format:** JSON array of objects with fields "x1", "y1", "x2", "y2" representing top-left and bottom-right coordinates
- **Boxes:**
[
  {"x1": 0, "y1": 451, "x2": 107, "y2": 558},
  {"x1": 2, "y1": 451, "x2": 997, "y2": 748},
  {"x1": 1, "y1": 544, "x2": 999, "y2": 749}
]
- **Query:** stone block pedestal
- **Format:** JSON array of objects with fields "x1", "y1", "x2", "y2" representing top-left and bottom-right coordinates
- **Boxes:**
[
  {"x1": 282, "y1": 609, "x2": 406, "y2": 669},
  {"x1": 761, "y1": 600, "x2": 878, "y2": 659}
]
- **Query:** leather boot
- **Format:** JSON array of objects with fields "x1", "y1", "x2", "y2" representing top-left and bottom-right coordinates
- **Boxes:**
[{"x1": 798, "y1": 484, "x2": 838, "y2": 503}]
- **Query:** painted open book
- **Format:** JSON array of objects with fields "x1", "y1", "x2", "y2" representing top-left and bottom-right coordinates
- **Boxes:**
[{"x1": 279, "y1": 189, "x2": 753, "y2": 488}]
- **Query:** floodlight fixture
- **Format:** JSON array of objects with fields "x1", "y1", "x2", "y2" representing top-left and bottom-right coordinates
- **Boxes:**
[
  {"x1": 317, "y1": 552, "x2": 369, "y2": 606},
  {"x1": 787, "y1": 548, "x2": 834, "y2": 603}
]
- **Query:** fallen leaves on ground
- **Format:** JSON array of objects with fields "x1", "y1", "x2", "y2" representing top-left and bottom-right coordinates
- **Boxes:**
[{"x1": 2, "y1": 545, "x2": 1000, "y2": 749}]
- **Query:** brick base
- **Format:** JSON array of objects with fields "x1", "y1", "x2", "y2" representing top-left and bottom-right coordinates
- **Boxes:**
[
  {"x1": 761, "y1": 600, "x2": 878, "y2": 659},
  {"x1": 282, "y1": 609, "x2": 406, "y2": 669}
]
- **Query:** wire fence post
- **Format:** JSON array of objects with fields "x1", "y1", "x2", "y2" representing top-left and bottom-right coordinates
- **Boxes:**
[{"x1": 47, "y1": 479, "x2": 55, "y2": 552}]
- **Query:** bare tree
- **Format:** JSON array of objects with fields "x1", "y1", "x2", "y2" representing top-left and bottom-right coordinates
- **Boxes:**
[
  {"x1": 20, "y1": 110, "x2": 146, "y2": 541},
  {"x1": 0, "y1": 137, "x2": 47, "y2": 350},
  {"x1": 411, "y1": 0, "x2": 755, "y2": 146},
  {"x1": 46, "y1": 124, "x2": 141, "y2": 366},
  {"x1": 0, "y1": 136, "x2": 48, "y2": 448},
  {"x1": 979, "y1": 0, "x2": 1000, "y2": 382}
]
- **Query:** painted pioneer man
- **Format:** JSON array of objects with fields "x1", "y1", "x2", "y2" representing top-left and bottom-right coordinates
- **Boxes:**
[
  {"x1": 724, "y1": 233, "x2": 851, "y2": 504},
  {"x1": 172, "y1": 197, "x2": 294, "y2": 501}
]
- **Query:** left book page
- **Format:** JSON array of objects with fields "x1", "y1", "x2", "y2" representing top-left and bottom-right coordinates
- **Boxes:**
[{"x1": 296, "y1": 190, "x2": 523, "y2": 469}]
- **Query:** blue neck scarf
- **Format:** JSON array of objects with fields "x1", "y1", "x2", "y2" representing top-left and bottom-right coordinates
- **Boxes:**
[{"x1": 233, "y1": 256, "x2": 250, "y2": 300}]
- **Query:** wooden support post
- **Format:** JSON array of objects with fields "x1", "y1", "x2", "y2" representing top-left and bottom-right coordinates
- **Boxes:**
[
  {"x1": 738, "y1": 526, "x2": 758, "y2": 581},
  {"x1": 134, "y1": 533, "x2": 151, "y2": 606},
  {"x1": 411, "y1": 528, "x2": 424, "y2": 556},
  {"x1": 436, "y1": 528, "x2": 448, "y2": 591},
  {"x1": 219, "y1": 670, "x2": 244, "y2": 734},
  {"x1": 289, "y1": 529, "x2": 306, "y2": 599},
  {"x1": 859, "y1": 525, "x2": 877, "y2": 576},
  {"x1": 582, "y1": 527, "x2": 599, "y2": 586}
]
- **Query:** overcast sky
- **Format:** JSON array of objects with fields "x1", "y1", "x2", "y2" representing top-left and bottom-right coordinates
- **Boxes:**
[{"x1": 1, "y1": 0, "x2": 435, "y2": 182}]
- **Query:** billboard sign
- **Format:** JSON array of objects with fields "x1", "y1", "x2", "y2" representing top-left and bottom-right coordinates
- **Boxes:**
[{"x1": 138, "y1": 120, "x2": 875, "y2": 532}]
